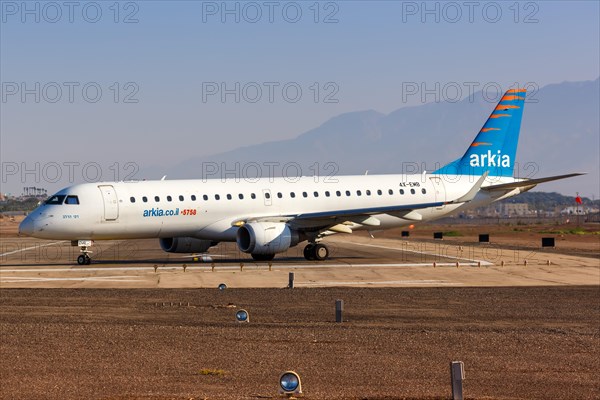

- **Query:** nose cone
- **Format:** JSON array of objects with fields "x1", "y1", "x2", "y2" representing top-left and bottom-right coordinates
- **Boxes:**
[{"x1": 19, "y1": 215, "x2": 34, "y2": 236}]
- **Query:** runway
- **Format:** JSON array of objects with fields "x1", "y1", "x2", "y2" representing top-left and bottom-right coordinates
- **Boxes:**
[{"x1": 1, "y1": 229, "x2": 598, "y2": 288}]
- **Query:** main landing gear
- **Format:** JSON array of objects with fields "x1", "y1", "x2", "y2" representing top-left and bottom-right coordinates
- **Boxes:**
[{"x1": 303, "y1": 243, "x2": 329, "y2": 261}]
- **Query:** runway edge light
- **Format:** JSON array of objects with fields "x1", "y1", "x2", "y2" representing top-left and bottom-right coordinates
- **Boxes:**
[
  {"x1": 235, "y1": 309, "x2": 249, "y2": 323},
  {"x1": 279, "y1": 371, "x2": 302, "y2": 397}
]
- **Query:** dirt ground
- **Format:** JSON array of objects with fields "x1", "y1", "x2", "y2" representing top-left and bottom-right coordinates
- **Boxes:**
[
  {"x1": 1, "y1": 286, "x2": 599, "y2": 400},
  {"x1": 376, "y1": 222, "x2": 600, "y2": 258}
]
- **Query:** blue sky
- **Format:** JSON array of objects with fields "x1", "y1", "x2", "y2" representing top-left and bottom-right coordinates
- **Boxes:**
[{"x1": 1, "y1": 1, "x2": 599, "y2": 195}]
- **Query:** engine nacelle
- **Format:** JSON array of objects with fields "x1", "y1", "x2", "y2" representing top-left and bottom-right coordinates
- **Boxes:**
[
  {"x1": 236, "y1": 222, "x2": 299, "y2": 255},
  {"x1": 159, "y1": 237, "x2": 216, "y2": 253}
]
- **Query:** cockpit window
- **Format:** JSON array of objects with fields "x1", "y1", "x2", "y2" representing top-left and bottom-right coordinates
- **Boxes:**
[
  {"x1": 45, "y1": 195, "x2": 66, "y2": 205},
  {"x1": 65, "y1": 195, "x2": 80, "y2": 205}
]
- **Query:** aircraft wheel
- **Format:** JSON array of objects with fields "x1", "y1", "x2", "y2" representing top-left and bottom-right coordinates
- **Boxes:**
[
  {"x1": 77, "y1": 255, "x2": 87, "y2": 265},
  {"x1": 251, "y1": 253, "x2": 275, "y2": 262},
  {"x1": 85, "y1": 255, "x2": 91, "y2": 265},
  {"x1": 312, "y1": 243, "x2": 329, "y2": 261},
  {"x1": 303, "y1": 244, "x2": 315, "y2": 261}
]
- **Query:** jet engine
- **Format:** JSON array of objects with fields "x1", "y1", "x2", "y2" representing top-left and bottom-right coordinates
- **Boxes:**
[
  {"x1": 236, "y1": 222, "x2": 299, "y2": 255},
  {"x1": 159, "y1": 237, "x2": 216, "y2": 253}
]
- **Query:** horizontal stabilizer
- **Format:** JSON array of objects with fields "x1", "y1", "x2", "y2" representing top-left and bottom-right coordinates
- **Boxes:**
[{"x1": 482, "y1": 173, "x2": 585, "y2": 191}]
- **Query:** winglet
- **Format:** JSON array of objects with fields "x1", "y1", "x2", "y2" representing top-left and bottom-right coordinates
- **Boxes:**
[{"x1": 450, "y1": 172, "x2": 489, "y2": 204}]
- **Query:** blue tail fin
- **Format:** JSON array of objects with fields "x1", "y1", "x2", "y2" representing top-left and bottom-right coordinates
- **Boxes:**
[{"x1": 433, "y1": 89, "x2": 526, "y2": 177}]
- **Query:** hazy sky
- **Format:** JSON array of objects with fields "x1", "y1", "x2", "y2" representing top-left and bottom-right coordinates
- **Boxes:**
[{"x1": 1, "y1": 0, "x2": 599, "y2": 195}]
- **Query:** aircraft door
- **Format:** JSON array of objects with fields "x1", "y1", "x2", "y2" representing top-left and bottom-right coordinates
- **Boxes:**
[
  {"x1": 429, "y1": 177, "x2": 446, "y2": 210},
  {"x1": 98, "y1": 185, "x2": 119, "y2": 220}
]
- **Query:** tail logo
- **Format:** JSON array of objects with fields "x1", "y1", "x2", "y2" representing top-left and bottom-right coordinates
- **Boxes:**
[{"x1": 469, "y1": 150, "x2": 510, "y2": 167}]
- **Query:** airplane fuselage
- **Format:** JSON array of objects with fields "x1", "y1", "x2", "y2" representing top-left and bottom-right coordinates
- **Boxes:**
[{"x1": 19, "y1": 173, "x2": 507, "y2": 242}]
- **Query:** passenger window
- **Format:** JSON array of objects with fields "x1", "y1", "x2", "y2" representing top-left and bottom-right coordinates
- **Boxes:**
[
  {"x1": 388, "y1": 189, "x2": 393, "y2": 195},
  {"x1": 303, "y1": 192, "x2": 308, "y2": 198},
  {"x1": 227, "y1": 194, "x2": 232, "y2": 200},
  {"x1": 336, "y1": 191, "x2": 341, "y2": 197},
  {"x1": 400, "y1": 189, "x2": 405, "y2": 195},
  {"x1": 325, "y1": 191, "x2": 330, "y2": 197},
  {"x1": 411, "y1": 189, "x2": 416, "y2": 194},
  {"x1": 143, "y1": 196, "x2": 148, "y2": 203},
  {"x1": 422, "y1": 188, "x2": 427, "y2": 194},
  {"x1": 251, "y1": 193, "x2": 256, "y2": 199},
  {"x1": 366, "y1": 190, "x2": 371, "y2": 196},
  {"x1": 290, "y1": 192, "x2": 296, "y2": 198},
  {"x1": 179, "y1": 195, "x2": 184, "y2": 201},
  {"x1": 265, "y1": 192, "x2": 271, "y2": 199},
  {"x1": 346, "y1": 190, "x2": 351, "y2": 196},
  {"x1": 65, "y1": 195, "x2": 79, "y2": 205},
  {"x1": 314, "y1": 191, "x2": 319, "y2": 197},
  {"x1": 130, "y1": 197, "x2": 136, "y2": 203},
  {"x1": 45, "y1": 195, "x2": 66, "y2": 205},
  {"x1": 191, "y1": 195, "x2": 197, "y2": 201},
  {"x1": 203, "y1": 195, "x2": 208, "y2": 201},
  {"x1": 167, "y1": 196, "x2": 172, "y2": 202},
  {"x1": 277, "y1": 192, "x2": 283, "y2": 199},
  {"x1": 154, "y1": 196, "x2": 160, "y2": 202},
  {"x1": 377, "y1": 190, "x2": 382, "y2": 195},
  {"x1": 239, "y1": 194, "x2": 244, "y2": 200},
  {"x1": 356, "y1": 190, "x2": 362, "y2": 196},
  {"x1": 215, "y1": 194, "x2": 220, "y2": 200}
]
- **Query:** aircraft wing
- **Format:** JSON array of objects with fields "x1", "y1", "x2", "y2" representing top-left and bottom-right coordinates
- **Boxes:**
[
  {"x1": 482, "y1": 173, "x2": 585, "y2": 192},
  {"x1": 231, "y1": 201, "x2": 444, "y2": 230},
  {"x1": 288, "y1": 201, "x2": 444, "y2": 230},
  {"x1": 231, "y1": 174, "x2": 488, "y2": 232}
]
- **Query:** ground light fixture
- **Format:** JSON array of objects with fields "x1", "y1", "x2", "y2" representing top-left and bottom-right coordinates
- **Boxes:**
[
  {"x1": 235, "y1": 309, "x2": 249, "y2": 323},
  {"x1": 279, "y1": 371, "x2": 302, "y2": 397}
]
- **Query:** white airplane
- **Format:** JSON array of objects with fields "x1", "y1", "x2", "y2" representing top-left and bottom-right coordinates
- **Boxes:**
[{"x1": 19, "y1": 89, "x2": 582, "y2": 265}]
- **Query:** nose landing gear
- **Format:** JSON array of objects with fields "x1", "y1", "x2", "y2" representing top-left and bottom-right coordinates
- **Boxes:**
[
  {"x1": 73, "y1": 240, "x2": 93, "y2": 265},
  {"x1": 77, "y1": 254, "x2": 91, "y2": 265}
]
